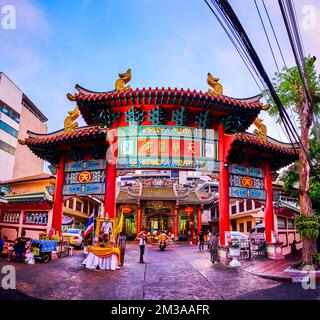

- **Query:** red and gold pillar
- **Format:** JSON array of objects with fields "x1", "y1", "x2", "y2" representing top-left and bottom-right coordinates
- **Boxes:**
[
  {"x1": 104, "y1": 128, "x2": 118, "y2": 219},
  {"x1": 52, "y1": 157, "x2": 65, "y2": 235},
  {"x1": 137, "y1": 205, "x2": 142, "y2": 234},
  {"x1": 264, "y1": 162, "x2": 274, "y2": 243},
  {"x1": 174, "y1": 205, "x2": 179, "y2": 237},
  {"x1": 197, "y1": 206, "x2": 202, "y2": 234},
  {"x1": 218, "y1": 124, "x2": 230, "y2": 246}
]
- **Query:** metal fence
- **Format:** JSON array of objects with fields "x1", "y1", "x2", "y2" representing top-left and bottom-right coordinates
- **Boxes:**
[{"x1": 238, "y1": 239, "x2": 266, "y2": 260}]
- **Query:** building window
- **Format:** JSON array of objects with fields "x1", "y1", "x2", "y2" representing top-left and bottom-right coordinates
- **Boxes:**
[
  {"x1": 254, "y1": 200, "x2": 262, "y2": 209},
  {"x1": 83, "y1": 202, "x2": 88, "y2": 214},
  {"x1": 0, "y1": 103, "x2": 20, "y2": 123},
  {"x1": 76, "y1": 201, "x2": 82, "y2": 212},
  {"x1": 247, "y1": 221, "x2": 252, "y2": 232},
  {"x1": 0, "y1": 140, "x2": 15, "y2": 155},
  {"x1": 231, "y1": 205, "x2": 237, "y2": 214},
  {"x1": 0, "y1": 120, "x2": 18, "y2": 138},
  {"x1": 68, "y1": 198, "x2": 74, "y2": 209},
  {"x1": 246, "y1": 200, "x2": 252, "y2": 211},
  {"x1": 0, "y1": 212, "x2": 20, "y2": 223},
  {"x1": 288, "y1": 219, "x2": 294, "y2": 229},
  {"x1": 277, "y1": 217, "x2": 286, "y2": 229},
  {"x1": 24, "y1": 212, "x2": 48, "y2": 225},
  {"x1": 239, "y1": 223, "x2": 244, "y2": 232},
  {"x1": 239, "y1": 201, "x2": 244, "y2": 212}
]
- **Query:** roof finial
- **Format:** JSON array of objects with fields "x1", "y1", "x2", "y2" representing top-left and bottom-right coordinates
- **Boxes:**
[
  {"x1": 253, "y1": 117, "x2": 267, "y2": 143},
  {"x1": 115, "y1": 68, "x2": 131, "y2": 92},
  {"x1": 64, "y1": 106, "x2": 79, "y2": 134},
  {"x1": 207, "y1": 73, "x2": 223, "y2": 96}
]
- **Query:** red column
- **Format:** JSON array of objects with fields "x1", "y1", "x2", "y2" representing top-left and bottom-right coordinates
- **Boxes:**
[
  {"x1": 197, "y1": 206, "x2": 202, "y2": 234},
  {"x1": 137, "y1": 205, "x2": 142, "y2": 234},
  {"x1": 264, "y1": 162, "x2": 274, "y2": 243},
  {"x1": 174, "y1": 205, "x2": 179, "y2": 237},
  {"x1": 218, "y1": 124, "x2": 230, "y2": 246},
  {"x1": 104, "y1": 129, "x2": 118, "y2": 219},
  {"x1": 104, "y1": 163, "x2": 117, "y2": 218},
  {"x1": 52, "y1": 157, "x2": 65, "y2": 235}
]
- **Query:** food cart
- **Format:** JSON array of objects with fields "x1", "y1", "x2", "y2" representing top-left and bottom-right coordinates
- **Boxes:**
[{"x1": 31, "y1": 240, "x2": 57, "y2": 263}]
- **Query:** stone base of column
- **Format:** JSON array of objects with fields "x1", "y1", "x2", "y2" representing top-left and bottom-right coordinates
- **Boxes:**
[
  {"x1": 218, "y1": 245, "x2": 232, "y2": 265},
  {"x1": 266, "y1": 242, "x2": 284, "y2": 260}
]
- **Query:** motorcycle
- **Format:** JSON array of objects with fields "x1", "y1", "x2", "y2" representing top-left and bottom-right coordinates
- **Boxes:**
[{"x1": 159, "y1": 239, "x2": 166, "y2": 251}]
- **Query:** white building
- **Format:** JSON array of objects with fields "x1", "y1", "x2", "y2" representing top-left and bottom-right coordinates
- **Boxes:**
[{"x1": 0, "y1": 72, "x2": 48, "y2": 180}]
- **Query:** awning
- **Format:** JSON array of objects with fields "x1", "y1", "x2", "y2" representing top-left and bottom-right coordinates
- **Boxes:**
[{"x1": 62, "y1": 215, "x2": 74, "y2": 225}]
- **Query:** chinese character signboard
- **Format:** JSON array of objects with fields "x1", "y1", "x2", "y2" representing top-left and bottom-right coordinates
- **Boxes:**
[
  {"x1": 63, "y1": 159, "x2": 106, "y2": 196},
  {"x1": 116, "y1": 126, "x2": 220, "y2": 172},
  {"x1": 228, "y1": 164, "x2": 266, "y2": 200}
]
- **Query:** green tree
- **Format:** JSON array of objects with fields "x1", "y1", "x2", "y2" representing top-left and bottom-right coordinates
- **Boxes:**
[{"x1": 265, "y1": 56, "x2": 320, "y2": 266}]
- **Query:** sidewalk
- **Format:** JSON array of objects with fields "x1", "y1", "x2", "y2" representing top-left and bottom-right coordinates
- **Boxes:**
[{"x1": 243, "y1": 256, "x2": 301, "y2": 282}]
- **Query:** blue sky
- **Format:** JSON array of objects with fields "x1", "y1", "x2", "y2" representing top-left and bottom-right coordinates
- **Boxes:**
[{"x1": 0, "y1": 0, "x2": 319, "y2": 141}]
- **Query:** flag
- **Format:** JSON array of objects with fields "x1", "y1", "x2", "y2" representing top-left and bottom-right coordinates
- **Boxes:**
[
  {"x1": 84, "y1": 211, "x2": 94, "y2": 238},
  {"x1": 112, "y1": 212, "x2": 124, "y2": 240}
]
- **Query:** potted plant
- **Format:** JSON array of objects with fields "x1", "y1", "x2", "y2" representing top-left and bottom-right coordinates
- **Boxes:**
[{"x1": 229, "y1": 240, "x2": 241, "y2": 267}]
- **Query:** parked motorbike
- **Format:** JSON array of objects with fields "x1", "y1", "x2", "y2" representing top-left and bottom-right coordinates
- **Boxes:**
[{"x1": 159, "y1": 240, "x2": 166, "y2": 251}]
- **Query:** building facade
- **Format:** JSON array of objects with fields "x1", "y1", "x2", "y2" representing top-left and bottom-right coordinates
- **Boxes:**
[
  {"x1": 0, "y1": 174, "x2": 100, "y2": 240},
  {"x1": 0, "y1": 72, "x2": 48, "y2": 180}
]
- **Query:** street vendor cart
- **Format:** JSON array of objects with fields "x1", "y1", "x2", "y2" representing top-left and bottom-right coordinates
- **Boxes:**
[{"x1": 31, "y1": 240, "x2": 57, "y2": 263}]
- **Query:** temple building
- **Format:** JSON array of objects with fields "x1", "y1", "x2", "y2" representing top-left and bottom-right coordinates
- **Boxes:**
[{"x1": 19, "y1": 70, "x2": 299, "y2": 260}]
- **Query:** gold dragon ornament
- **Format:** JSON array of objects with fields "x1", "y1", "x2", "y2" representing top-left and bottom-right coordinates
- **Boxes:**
[
  {"x1": 64, "y1": 106, "x2": 79, "y2": 134},
  {"x1": 253, "y1": 117, "x2": 267, "y2": 143},
  {"x1": 207, "y1": 73, "x2": 223, "y2": 96},
  {"x1": 115, "y1": 68, "x2": 132, "y2": 92}
]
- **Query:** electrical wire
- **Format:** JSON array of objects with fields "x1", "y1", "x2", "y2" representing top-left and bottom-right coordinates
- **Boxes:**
[
  {"x1": 205, "y1": 0, "x2": 319, "y2": 181},
  {"x1": 262, "y1": 0, "x2": 287, "y2": 68},
  {"x1": 254, "y1": 0, "x2": 280, "y2": 73}
]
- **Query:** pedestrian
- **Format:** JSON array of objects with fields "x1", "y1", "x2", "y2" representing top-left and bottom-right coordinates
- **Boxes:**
[
  {"x1": 138, "y1": 228, "x2": 148, "y2": 263},
  {"x1": 0, "y1": 236, "x2": 4, "y2": 255},
  {"x1": 14, "y1": 230, "x2": 30, "y2": 263},
  {"x1": 207, "y1": 231, "x2": 212, "y2": 250},
  {"x1": 198, "y1": 230, "x2": 205, "y2": 251},
  {"x1": 210, "y1": 233, "x2": 219, "y2": 263},
  {"x1": 117, "y1": 232, "x2": 126, "y2": 266},
  {"x1": 171, "y1": 232, "x2": 176, "y2": 246}
]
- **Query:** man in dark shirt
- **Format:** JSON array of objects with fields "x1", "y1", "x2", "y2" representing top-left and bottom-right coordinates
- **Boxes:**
[
  {"x1": 199, "y1": 230, "x2": 205, "y2": 251},
  {"x1": 14, "y1": 231, "x2": 30, "y2": 263}
]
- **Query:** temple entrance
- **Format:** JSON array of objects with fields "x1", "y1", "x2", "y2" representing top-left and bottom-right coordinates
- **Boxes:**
[{"x1": 144, "y1": 201, "x2": 175, "y2": 233}]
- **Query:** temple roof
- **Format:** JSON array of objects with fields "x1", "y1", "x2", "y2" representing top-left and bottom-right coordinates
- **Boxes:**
[
  {"x1": 24, "y1": 125, "x2": 107, "y2": 146},
  {"x1": 0, "y1": 192, "x2": 52, "y2": 209},
  {"x1": 228, "y1": 132, "x2": 299, "y2": 171},
  {"x1": 116, "y1": 182, "x2": 216, "y2": 205},
  {"x1": 22, "y1": 125, "x2": 108, "y2": 163},
  {"x1": 74, "y1": 85, "x2": 263, "y2": 130}
]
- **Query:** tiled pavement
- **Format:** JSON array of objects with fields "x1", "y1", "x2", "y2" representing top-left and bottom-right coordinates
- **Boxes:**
[
  {"x1": 0, "y1": 244, "x2": 319, "y2": 300},
  {"x1": 242, "y1": 256, "x2": 300, "y2": 281}
]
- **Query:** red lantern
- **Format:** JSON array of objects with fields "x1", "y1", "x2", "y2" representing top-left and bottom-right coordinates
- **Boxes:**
[
  {"x1": 122, "y1": 206, "x2": 132, "y2": 214},
  {"x1": 184, "y1": 207, "x2": 194, "y2": 215}
]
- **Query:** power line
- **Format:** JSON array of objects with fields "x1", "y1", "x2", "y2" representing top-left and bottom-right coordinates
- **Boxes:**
[
  {"x1": 262, "y1": 0, "x2": 287, "y2": 68},
  {"x1": 204, "y1": 0, "x2": 267, "y2": 92},
  {"x1": 205, "y1": 0, "x2": 319, "y2": 181},
  {"x1": 254, "y1": 0, "x2": 280, "y2": 73}
]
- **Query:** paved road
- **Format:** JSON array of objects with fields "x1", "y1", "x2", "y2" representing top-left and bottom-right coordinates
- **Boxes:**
[{"x1": 0, "y1": 244, "x2": 319, "y2": 300}]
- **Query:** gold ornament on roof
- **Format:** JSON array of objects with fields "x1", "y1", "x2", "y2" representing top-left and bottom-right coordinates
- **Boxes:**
[
  {"x1": 115, "y1": 68, "x2": 131, "y2": 92},
  {"x1": 262, "y1": 104, "x2": 271, "y2": 111},
  {"x1": 207, "y1": 73, "x2": 223, "y2": 96},
  {"x1": 66, "y1": 93, "x2": 76, "y2": 101},
  {"x1": 64, "y1": 106, "x2": 79, "y2": 134},
  {"x1": 253, "y1": 117, "x2": 267, "y2": 143}
]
